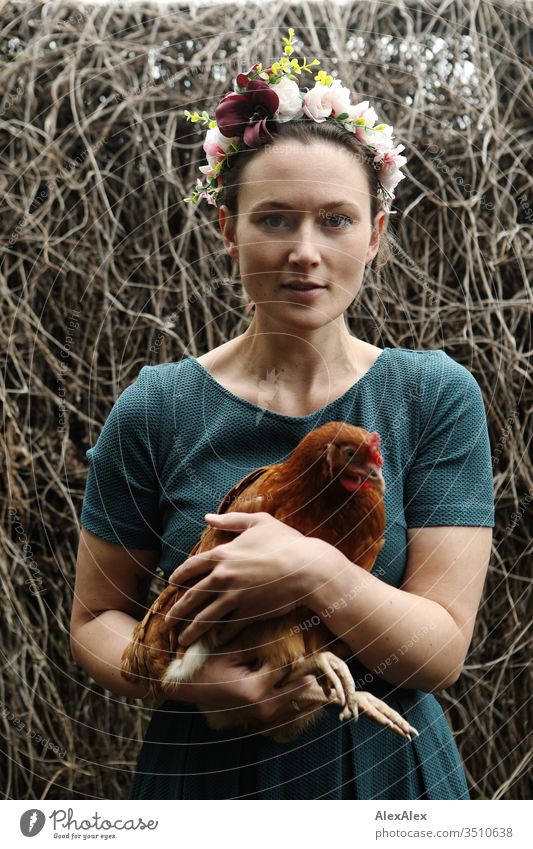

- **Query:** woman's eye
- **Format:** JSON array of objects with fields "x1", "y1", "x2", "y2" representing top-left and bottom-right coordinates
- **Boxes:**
[
  {"x1": 260, "y1": 214, "x2": 288, "y2": 228},
  {"x1": 324, "y1": 213, "x2": 353, "y2": 228},
  {"x1": 259, "y1": 213, "x2": 353, "y2": 229}
]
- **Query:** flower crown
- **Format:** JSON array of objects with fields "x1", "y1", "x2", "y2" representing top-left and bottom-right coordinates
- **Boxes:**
[{"x1": 182, "y1": 28, "x2": 407, "y2": 214}]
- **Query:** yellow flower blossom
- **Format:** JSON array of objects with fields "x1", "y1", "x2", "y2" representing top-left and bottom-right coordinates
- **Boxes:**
[
  {"x1": 282, "y1": 27, "x2": 296, "y2": 56},
  {"x1": 183, "y1": 109, "x2": 214, "y2": 126},
  {"x1": 315, "y1": 70, "x2": 333, "y2": 86}
]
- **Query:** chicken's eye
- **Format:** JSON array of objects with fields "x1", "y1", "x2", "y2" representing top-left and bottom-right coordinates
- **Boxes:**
[
  {"x1": 368, "y1": 468, "x2": 379, "y2": 478},
  {"x1": 341, "y1": 446, "x2": 357, "y2": 462}
]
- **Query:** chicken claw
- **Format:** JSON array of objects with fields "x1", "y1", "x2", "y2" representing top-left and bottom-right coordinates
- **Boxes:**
[
  {"x1": 283, "y1": 651, "x2": 351, "y2": 709},
  {"x1": 278, "y1": 651, "x2": 419, "y2": 739},
  {"x1": 340, "y1": 691, "x2": 419, "y2": 739}
]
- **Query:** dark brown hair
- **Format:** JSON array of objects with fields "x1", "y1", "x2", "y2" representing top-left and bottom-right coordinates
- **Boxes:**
[{"x1": 220, "y1": 118, "x2": 392, "y2": 269}]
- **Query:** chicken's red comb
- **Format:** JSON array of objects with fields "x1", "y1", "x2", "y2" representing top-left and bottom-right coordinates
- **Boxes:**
[{"x1": 367, "y1": 431, "x2": 383, "y2": 467}]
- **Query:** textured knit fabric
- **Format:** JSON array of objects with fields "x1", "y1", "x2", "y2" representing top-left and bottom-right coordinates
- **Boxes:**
[{"x1": 80, "y1": 346, "x2": 495, "y2": 799}]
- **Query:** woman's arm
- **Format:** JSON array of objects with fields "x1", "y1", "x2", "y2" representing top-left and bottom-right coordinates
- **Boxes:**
[
  {"x1": 70, "y1": 528, "x2": 318, "y2": 721},
  {"x1": 70, "y1": 528, "x2": 163, "y2": 698},
  {"x1": 304, "y1": 525, "x2": 493, "y2": 692}
]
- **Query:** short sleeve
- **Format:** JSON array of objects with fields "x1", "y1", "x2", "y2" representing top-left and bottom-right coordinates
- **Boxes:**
[
  {"x1": 404, "y1": 352, "x2": 495, "y2": 527},
  {"x1": 80, "y1": 365, "x2": 162, "y2": 549}
]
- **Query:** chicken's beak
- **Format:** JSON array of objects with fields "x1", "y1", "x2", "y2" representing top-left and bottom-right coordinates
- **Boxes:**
[{"x1": 345, "y1": 464, "x2": 386, "y2": 494}]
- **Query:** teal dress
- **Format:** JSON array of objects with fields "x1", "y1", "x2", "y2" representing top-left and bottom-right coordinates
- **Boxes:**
[{"x1": 80, "y1": 346, "x2": 495, "y2": 799}]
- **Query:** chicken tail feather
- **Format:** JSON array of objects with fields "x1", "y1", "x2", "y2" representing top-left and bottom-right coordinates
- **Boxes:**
[{"x1": 161, "y1": 638, "x2": 210, "y2": 685}]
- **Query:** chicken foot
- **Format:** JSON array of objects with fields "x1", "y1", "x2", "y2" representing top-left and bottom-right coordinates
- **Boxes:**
[{"x1": 280, "y1": 652, "x2": 419, "y2": 739}]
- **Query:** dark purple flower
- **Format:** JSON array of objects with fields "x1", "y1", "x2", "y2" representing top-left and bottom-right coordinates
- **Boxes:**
[
  {"x1": 215, "y1": 80, "x2": 280, "y2": 146},
  {"x1": 236, "y1": 63, "x2": 261, "y2": 87}
]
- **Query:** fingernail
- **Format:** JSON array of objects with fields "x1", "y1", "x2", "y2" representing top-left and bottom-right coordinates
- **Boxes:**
[{"x1": 204, "y1": 513, "x2": 216, "y2": 519}]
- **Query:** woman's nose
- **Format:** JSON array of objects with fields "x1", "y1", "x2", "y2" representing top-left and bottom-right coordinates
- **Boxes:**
[{"x1": 287, "y1": 221, "x2": 322, "y2": 266}]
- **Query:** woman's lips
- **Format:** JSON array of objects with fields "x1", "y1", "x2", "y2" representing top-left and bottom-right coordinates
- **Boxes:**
[{"x1": 281, "y1": 284, "x2": 326, "y2": 301}]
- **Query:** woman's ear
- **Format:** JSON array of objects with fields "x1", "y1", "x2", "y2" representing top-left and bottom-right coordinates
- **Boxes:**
[
  {"x1": 219, "y1": 204, "x2": 239, "y2": 261},
  {"x1": 366, "y1": 210, "x2": 387, "y2": 265}
]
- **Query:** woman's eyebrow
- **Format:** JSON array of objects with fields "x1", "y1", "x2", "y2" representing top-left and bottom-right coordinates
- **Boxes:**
[{"x1": 249, "y1": 200, "x2": 361, "y2": 214}]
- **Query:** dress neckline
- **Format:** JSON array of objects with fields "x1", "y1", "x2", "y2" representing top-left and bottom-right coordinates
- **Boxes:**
[{"x1": 187, "y1": 347, "x2": 391, "y2": 422}]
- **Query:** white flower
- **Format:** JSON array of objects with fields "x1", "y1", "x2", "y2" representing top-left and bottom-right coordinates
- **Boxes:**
[
  {"x1": 346, "y1": 100, "x2": 378, "y2": 127},
  {"x1": 270, "y1": 77, "x2": 304, "y2": 122}
]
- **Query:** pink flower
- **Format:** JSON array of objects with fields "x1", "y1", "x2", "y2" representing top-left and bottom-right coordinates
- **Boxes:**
[
  {"x1": 202, "y1": 126, "x2": 239, "y2": 172},
  {"x1": 378, "y1": 145, "x2": 407, "y2": 192},
  {"x1": 329, "y1": 79, "x2": 352, "y2": 117},
  {"x1": 303, "y1": 80, "x2": 353, "y2": 122},
  {"x1": 302, "y1": 83, "x2": 334, "y2": 122}
]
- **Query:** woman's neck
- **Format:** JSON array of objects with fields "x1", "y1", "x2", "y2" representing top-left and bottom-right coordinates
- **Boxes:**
[{"x1": 233, "y1": 315, "x2": 365, "y2": 389}]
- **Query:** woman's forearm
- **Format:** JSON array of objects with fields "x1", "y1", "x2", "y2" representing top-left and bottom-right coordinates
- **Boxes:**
[
  {"x1": 304, "y1": 549, "x2": 465, "y2": 691},
  {"x1": 71, "y1": 610, "x2": 193, "y2": 701}
]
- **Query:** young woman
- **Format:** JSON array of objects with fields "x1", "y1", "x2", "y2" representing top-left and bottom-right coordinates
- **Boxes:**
[{"x1": 71, "y1": 32, "x2": 495, "y2": 799}]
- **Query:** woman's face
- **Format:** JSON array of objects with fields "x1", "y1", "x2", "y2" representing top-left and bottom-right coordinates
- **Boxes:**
[{"x1": 219, "y1": 139, "x2": 386, "y2": 330}]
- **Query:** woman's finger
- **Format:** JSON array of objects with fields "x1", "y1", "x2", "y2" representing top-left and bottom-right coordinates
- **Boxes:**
[
  {"x1": 177, "y1": 598, "x2": 235, "y2": 645},
  {"x1": 169, "y1": 547, "x2": 223, "y2": 585},
  {"x1": 163, "y1": 576, "x2": 226, "y2": 631},
  {"x1": 203, "y1": 511, "x2": 269, "y2": 530}
]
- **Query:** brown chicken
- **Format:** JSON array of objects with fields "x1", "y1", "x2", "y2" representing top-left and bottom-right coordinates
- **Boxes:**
[{"x1": 122, "y1": 422, "x2": 418, "y2": 742}]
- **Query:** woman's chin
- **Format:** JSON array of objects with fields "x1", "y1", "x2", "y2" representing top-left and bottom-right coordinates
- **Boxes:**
[{"x1": 253, "y1": 301, "x2": 334, "y2": 326}]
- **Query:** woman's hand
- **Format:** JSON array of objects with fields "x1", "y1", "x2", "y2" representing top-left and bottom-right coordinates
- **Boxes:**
[
  {"x1": 164, "y1": 511, "x2": 330, "y2": 647},
  {"x1": 167, "y1": 645, "x2": 321, "y2": 726}
]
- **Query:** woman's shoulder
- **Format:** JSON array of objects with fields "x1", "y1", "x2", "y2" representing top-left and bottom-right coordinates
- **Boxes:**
[
  {"x1": 390, "y1": 346, "x2": 475, "y2": 379},
  {"x1": 386, "y1": 347, "x2": 483, "y2": 410}
]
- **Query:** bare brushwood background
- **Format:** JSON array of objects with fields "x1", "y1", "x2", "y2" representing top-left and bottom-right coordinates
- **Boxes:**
[{"x1": 1, "y1": 0, "x2": 531, "y2": 799}]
